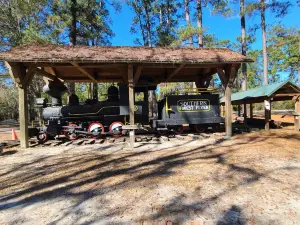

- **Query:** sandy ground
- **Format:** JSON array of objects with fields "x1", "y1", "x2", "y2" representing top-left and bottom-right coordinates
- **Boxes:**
[
  {"x1": 0, "y1": 130, "x2": 300, "y2": 225},
  {"x1": 0, "y1": 125, "x2": 20, "y2": 142}
]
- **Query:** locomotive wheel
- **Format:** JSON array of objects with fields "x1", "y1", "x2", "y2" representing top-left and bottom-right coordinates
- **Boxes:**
[
  {"x1": 170, "y1": 125, "x2": 184, "y2": 135},
  {"x1": 37, "y1": 131, "x2": 48, "y2": 144},
  {"x1": 64, "y1": 123, "x2": 79, "y2": 140},
  {"x1": 109, "y1": 121, "x2": 125, "y2": 137},
  {"x1": 195, "y1": 124, "x2": 206, "y2": 133},
  {"x1": 88, "y1": 122, "x2": 104, "y2": 138}
]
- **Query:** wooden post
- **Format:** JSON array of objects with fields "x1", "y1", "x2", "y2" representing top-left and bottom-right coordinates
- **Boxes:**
[
  {"x1": 19, "y1": 86, "x2": 29, "y2": 148},
  {"x1": 243, "y1": 102, "x2": 247, "y2": 127},
  {"x1": 128, "y1": 65, "x2": 135, "y2": 148},
  {"x1": 225, "y1": 85, "x2": 232, "y2": 137},
  {"x1": 295, "y1": 100, "x2": 300, "y2": 131},
  {"x1": 221, "y1": 105, "x2": 225, "y2": 117},
  {"x1": 238, "y1": 105, "x2": 241, "y2": 117},
  {"x1": 250, "y1": 103, "x2": 253, "y2": 118},
  {"x1": 6, "y1": 62, "x2": 29, "y2": 148},
  {"x1": 264, "y1": 98, "x2": 271, "y2": 130}
]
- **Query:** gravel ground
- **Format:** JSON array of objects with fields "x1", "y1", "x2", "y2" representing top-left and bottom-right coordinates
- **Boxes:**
[{"x1": 0, "y1": 130, "x2": 300, "y2": 225}]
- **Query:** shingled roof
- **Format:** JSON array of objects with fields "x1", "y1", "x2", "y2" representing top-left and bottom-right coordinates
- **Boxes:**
[{"x1": 0, "y1": 45, "x2": 253, "y2": 64}]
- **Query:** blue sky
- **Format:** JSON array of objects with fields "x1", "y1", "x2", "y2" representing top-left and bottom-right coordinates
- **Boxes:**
[{"x1": 108, "y1": 0, "x2": 299, "y2": 51}]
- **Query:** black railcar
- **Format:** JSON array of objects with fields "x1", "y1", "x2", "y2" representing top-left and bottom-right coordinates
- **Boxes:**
[{"x1": 153, "y1": 92, "x2": 224, "y2": 133}]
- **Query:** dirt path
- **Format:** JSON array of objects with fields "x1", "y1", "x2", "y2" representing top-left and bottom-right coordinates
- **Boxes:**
[{"x1": 0, "y1": 130, "x2": 300, "y2": 224}]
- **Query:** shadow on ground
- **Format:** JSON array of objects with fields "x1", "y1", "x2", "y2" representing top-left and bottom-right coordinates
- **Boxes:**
[{"x1": 0, "y1": 131, "x2": 300, "y2": 224}]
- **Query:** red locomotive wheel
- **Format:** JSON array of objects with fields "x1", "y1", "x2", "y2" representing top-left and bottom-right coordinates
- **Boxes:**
[
  {"x1": 88, "y1": 122, "x2": 105, "y2": 138},
  {"x1": 109, "y1": 121, "x2": 125, "y2": 137},
  {"x1": 172, "y1": 125, "x2": 184, "y2": 135},
  {"x1": 37, "y1": 131, "x2": 48, "y2": 144},
  {"x1": 64, "y1": 123, "x2": 78, "y2": 140}
]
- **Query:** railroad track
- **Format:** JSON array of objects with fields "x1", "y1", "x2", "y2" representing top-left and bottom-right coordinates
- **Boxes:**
[{"x1": 1, "y1": 133, "x2": 221, "y2": 151}]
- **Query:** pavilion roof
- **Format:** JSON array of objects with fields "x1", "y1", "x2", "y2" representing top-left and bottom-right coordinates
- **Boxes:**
[{"x1": 0, "y1": 45, "x2": 253, "y2": 64}]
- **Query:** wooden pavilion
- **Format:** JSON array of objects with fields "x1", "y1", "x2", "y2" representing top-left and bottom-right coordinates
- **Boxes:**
[
  {"x1": 0, "y1": 45, "x2": 253, "y2": 148},
  {"x1": 220, "y1": 80, "x2": 300, "y2": 130}
]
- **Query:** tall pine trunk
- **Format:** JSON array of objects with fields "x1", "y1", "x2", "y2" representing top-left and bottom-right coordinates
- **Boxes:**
[
  {"x1": 261, "y1": 0, "x2": 268, "y2": 85},
  {"x1": 240, "y1": 0, "x2": 247, "y2": 90},
  {"x1": 184, "y1": 0, "x2": 193, "y2": 47},
  {"x1": 298, "y1": 39, "x2": 300, "y2": 85},
  {"x1": 68, "y1": 0, "x2": 77, "y2": 94},
  {"x1": 144, "y1": 2, "x2": 152, "y2": 47},
  {"x1": 197, "y1": 0, "x2": 203, "y2": 47}
]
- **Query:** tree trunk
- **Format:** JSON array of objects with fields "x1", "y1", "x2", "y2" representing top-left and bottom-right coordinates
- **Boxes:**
[
  {"x1": 197, "y1": 0, "x2": 203, "y2": 47},
  {"x1": 144, "y1": 2, "x2": 152, "y2": 47},
  {"x1": 70, "y1": 0, "x2": 77, "y2": 46},
  {"x1": 261, "y1": 0, "x2": 268, "y2": 85},
  {"x1": 184, "y1": 0, "x2": 193, "y2": 47},
  {"x1": 240, "y1": 0, "x2": 247, "y2": 90},
  {"x1": 298, "y1": 38, "x2": 300, "y2": 85},
  {"x1": 68, "y1": 0, "x2": 77, "y2": 94}
]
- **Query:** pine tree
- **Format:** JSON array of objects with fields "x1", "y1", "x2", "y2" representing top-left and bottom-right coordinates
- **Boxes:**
[
  {"x1": 267, "y1": 25, "x2": 300, "y2": 83},
  {"x1": 240, "y1": 0, "x2": 247, "y2": 90},
  {"x1": 247, "y1": 0, "x2": 292, "y2": 85}
]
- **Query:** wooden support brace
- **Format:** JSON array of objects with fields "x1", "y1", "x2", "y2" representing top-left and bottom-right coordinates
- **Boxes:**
[
  {"x1": 35, "y1": 68, "x2": 57, "y2": 80},
  {"x1": 70, "y1": 62, "x2": 97, "y2": 83},
  {"x1": 166, "y1": 64, "x2": 185, "y2": 81},
  {"x1": 216, "y1": 68, "x2": 227, "y2": 87},
  {"x1": 5, "y1": 62, "x2": 25, "y2": 87},
  {"x1": 23, "y1": 64, "x2": 37, "y2": 86},
  {"x1": 133, "y1": 66, "x2": 143, "y2": 84}
]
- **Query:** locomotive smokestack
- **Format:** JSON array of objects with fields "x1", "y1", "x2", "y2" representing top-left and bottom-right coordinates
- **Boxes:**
[{"x1": 43, "y1": 80, "x2": 68, "y2": 106}]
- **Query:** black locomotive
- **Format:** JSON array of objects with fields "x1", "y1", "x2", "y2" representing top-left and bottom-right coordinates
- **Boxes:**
[{"x1": 36, "y1": 80, "x2": 224, "y2": 143}]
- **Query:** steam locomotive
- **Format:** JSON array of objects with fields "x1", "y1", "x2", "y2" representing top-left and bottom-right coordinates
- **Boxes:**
[{"x1": 36, "y1": 80, "x2": 223, "y2": 143}]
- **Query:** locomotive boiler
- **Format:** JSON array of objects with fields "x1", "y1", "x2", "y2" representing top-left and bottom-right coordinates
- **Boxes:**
[{"x1": 36, "y1": 80, "x2": 150, "y2": 143}]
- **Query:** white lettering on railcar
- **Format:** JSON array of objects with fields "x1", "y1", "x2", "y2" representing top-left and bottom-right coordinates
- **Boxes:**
[{"x1": 177, "y1": 99, "x2": 210, "y2": 112}]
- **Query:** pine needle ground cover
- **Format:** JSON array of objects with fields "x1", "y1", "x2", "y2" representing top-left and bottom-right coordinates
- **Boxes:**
[{"x1": 0, "y1": 130, "x2": 300, "y2": 224}]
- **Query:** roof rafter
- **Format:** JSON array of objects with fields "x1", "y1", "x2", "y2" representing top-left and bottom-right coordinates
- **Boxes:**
[
  {"x1": 70, "y1": 62, "x2": 97, "y2": 83},
  {"x1": 133, "y1": 66, "x2": 143, "y2": 84},
  {"x1": 166, "y1": 64, "x2": 185, "y2": 81}
]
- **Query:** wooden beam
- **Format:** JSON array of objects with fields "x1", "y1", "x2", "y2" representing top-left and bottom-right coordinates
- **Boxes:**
[
  {"x1": 128, "y1": 64, "x2": 135, "y2": 148},
  {"x1": 133, "y1": 66, "x2": 143, "y2": 84},
  {"x1": 166, "y1": 64, "x2": 185, "y2": 81},
  {"x1": 225, "y1": 84, "x2": 232, "y2": 137},
  {"x1": 18, "y1": 86, "x2": 29, "y2": 148},
  {"x1": 250, "y1": 103, "x2": 253, "y2": 118},
  {"x1": 295, "y1": 99, "x2": 300, "y2": 131},
  {"x1": 70, "y1": 62, "x2": 97, "y2": 83},
  {"x1": 243, "y1": 102, "x2": 247, "y2": 127},
  {"x1": 264, "y1": 98, "x2": 271, "y2": 130},
  {"x1": 5, "y1": 62, "x2": 25, "y2": 87},
  {"x1": 228, "y1": 64, "x2": 240, "y2": 85},
  {"x1": 35, "y1": 68, "x2": 57, "y2": 80},
  {"x1": 238, "y1": 104, "x2": 241, "y2": 117},
  {"x1": 217, "y1": 68, "x2": 227, "y2": 87},
  {"x1": 275, "y1": 93, "x2": 300, "y2": 97},
  {"x1": 23, "y1": 64, "x2": 36, "y2": 86}
]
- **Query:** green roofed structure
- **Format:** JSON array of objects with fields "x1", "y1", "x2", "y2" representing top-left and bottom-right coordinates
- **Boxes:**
[{"x1": 220, "y1": 80, "x2": 300, "y2": 131}]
